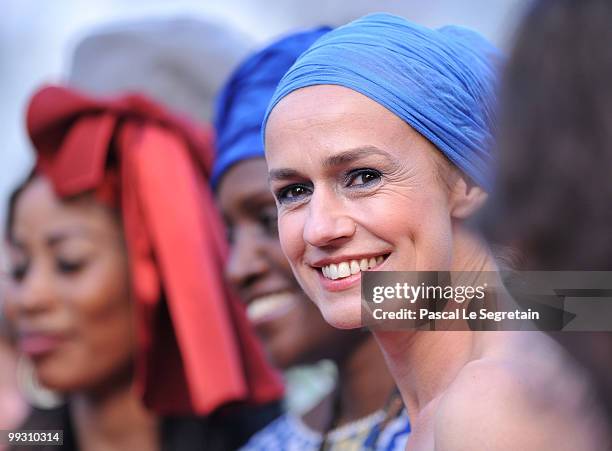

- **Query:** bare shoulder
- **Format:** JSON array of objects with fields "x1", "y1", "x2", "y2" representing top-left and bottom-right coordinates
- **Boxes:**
[{"x1": 434, "y1": 333, "x2": 608, "y2": 451}]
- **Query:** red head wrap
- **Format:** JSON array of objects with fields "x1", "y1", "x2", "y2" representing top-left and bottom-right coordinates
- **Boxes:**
[{"x1": 25, "y1": 85, "x2": 283, "y2": 415}]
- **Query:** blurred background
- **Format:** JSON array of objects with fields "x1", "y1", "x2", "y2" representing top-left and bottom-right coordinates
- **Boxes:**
[{"x1": 0, "y1": 0, "x2": 529, "y2": 230}]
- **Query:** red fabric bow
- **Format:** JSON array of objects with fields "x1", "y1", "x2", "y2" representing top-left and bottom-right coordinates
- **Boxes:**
[{"x1": 26, "y1": 85, "x2": 283, "y2": 415}]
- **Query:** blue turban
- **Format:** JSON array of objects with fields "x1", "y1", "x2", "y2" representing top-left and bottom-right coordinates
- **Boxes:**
[
  {"x1": 212, "y1": 26, "x2": 332, "y2": 188},
  {"x1": 263, "y1": 13, "x2": 500, "y2": 189}
]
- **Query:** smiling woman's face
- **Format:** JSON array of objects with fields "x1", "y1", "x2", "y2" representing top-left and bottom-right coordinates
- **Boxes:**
[
  {"x1": 265, "y1": 85, "x2": 458, "y2": 329},
  {"x1": 218, "y1": 158, "x2": 361, "y2": 368},
  {"x1": 3, "y1": 176, "x2": 134, "y2": 392}
]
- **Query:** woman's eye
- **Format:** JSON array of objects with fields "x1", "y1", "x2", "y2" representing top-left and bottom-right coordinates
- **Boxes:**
[
  {"x1": 226, "y1": 225, "x2": 235, "y2": 245},
  {"x1": 346, "y1": 169, "x2": 382, "y2": 187},
  {"x1": 276, "y1": 184, "x2": 312, "y2": 204},
  {"x1": 56, "y1": 259, "x2": 86, "y2": 275},
  {"x1": 259, "y1": 209, "x2": 278, "y2": 237},
  {"x1": 10, "y1": 264, "x2": 28, "y2": 282}
]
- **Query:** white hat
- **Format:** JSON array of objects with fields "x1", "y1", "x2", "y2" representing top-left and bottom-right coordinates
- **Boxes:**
[{"x1": 67, "y1": 16, "x2": 254, "y2": 122}]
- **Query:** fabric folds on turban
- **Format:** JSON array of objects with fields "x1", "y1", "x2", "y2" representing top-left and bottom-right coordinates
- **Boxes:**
[
  {"x1": 212, "y1": 27, "x2": 331, "y2": 188},
  {"x1": 26, "y1": 85, "x2": 284, "y2": 415},
  {"x1": 263, "y1": 13, "x2": 500, "y2": 189}
]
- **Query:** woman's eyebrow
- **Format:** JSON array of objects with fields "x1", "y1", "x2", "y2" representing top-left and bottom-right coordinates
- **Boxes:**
[
  {"x1": 323, "y1": 145, "x2": 395, "y2": 169},
  {"x1": 268, "y1": 146, "x2": 396, "y2": 182},
  {"x1": 268, "y1": 168, "x2": 303, "y2": 183},
  {"x1": 8, "y1": 239, "x2": 26, "y2": 250},
  {"x1": 46, "y1": 228, "x2": 92, "y2": 247},
  {"x1": 240, "y1": 191, "x2": 276, "y2": 212}
]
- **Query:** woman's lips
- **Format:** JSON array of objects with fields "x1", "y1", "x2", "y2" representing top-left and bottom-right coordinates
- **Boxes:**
[
  {"x1": 316, "y1": 254, "x2": 390, "y2": 292},
  {"x1": 18, "y1": 333, "x2": 65, "y2": 357},
  {"x1": 246, "y1": 291, "x2": 298, "y2": 326}
]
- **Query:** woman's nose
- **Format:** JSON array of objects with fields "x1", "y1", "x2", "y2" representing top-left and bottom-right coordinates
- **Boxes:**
[
  {"x1": 12, "y1": 263, "x2": 56, "y2": 315},
  {"x1": 303, "y1": 191, "x2": 356, "y2": 248},
  {"x1": 226, "y1": 227, "x2": 270, "y2": 289}
]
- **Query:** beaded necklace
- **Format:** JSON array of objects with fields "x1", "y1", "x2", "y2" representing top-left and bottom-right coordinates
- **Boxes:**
[{"x1": 318, "y1": 388, "x2": 404, "y2": 450}]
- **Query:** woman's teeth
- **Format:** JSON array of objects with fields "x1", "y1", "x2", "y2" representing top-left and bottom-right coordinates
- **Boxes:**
[
  {"x1": 247, "y1": 292, "x2": 296, "y2": 322},
  {"x1": 321, "y1": 256, "x2": 385, "y2": 280}
]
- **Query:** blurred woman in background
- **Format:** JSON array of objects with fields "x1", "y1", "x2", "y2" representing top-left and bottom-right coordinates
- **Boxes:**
[
  {"x1": 213, "y1": 28, "x2": 410, "y2": 450},
  {"x1": 480, "y1": 0, "x2": 612, "y2": 438},
  {"x1": 3, "y1": 85, "x2": 283, "y2": 451}
]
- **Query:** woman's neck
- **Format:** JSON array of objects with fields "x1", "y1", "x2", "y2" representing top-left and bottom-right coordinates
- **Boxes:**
[
  {"x1": 373, "y1": 227, "x2": 496, "y2": 418},
  {"x1": 334, "y1": 335, "x2": 397, "y2": 427},
  {"x1": 374, "y1": 330, "x2": 476, "y2": 417},
  {"x1": 70, "y1": 373, "x2": 158, "y2": 451},
  {"x1": 301, "y1": 335, "x2": 397, "y2": 432}
]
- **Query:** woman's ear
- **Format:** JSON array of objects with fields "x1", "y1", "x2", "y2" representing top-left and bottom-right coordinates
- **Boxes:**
[{"x1": 449, "y1": 176, "x2": 488, "y2": 219}]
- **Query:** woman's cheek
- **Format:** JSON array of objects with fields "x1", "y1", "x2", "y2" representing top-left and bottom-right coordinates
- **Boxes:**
[
  {"x1": 411, "y1": 210, "x2": 454, "y2": 270},
  {"x1": 278, "y1": 211, "x2": 305, "y2": 266},
  {"x1": 2, "y1": 284, "x2": 19, "y2": 325}
]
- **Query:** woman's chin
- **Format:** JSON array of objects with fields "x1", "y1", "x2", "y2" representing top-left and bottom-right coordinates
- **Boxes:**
[
  {"x1": 34, "y1": 371, "x2": 74, "y2": 394},
  {"x1": 319, "y1": 301, "x2": 363, "y2": 330}
]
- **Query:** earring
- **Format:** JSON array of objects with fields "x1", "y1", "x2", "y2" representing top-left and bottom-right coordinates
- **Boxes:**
[{"x1": 16, "y1": 355, "x2": 63, "y2": 409}]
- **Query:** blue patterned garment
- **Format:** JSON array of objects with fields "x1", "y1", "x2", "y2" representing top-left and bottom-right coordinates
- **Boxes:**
[{"x1": 241, "y1": 409, "x2": 410, "y2": 450}]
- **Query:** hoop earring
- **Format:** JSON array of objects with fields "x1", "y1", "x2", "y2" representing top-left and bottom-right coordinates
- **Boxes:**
[{"x1": 16, "y1": 355, "x2": 63, "y2": 409}]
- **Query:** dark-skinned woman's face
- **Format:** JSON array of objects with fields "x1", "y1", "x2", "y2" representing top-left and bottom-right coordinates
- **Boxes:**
[
  {"x1": 218, "y1": 158, "x2": 357, "y2": 369},
  {"x1": 3, "y1": 176, "x2": 135, "y2": 393}
]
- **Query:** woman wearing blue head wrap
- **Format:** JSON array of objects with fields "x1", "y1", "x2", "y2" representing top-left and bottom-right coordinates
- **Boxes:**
[
  {"x1": 263, "y1": 13, "x2": 599, "y2": 450},
  {"x1": 214, "y1": 28, "x2": 410, "y2": 450}
]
